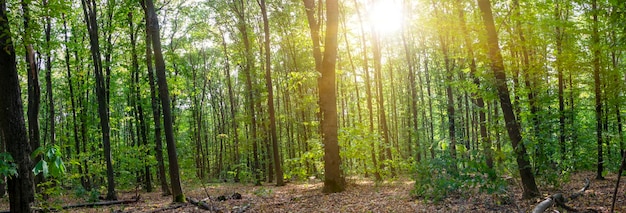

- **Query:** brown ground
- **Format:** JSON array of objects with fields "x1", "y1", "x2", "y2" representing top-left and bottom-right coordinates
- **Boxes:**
[{"x1": 0, "y1": 171, "x2": 624, "y2": 212}]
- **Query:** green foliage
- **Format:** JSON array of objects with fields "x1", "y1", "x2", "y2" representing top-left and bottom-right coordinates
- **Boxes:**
[
  {"x1": 0, "y1": 152, "x2": 18, "y2": 178},
  {"x1": 32, "y1": 145, "x2": 66, "y2": 178},
  {"x1": 411, "y1": 158, "x2": 507, "y2": 203}
]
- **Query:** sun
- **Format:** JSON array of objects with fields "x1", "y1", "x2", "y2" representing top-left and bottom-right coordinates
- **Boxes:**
[{"x1": 367, "y1": 0, "x2": 404, "y2": 35}]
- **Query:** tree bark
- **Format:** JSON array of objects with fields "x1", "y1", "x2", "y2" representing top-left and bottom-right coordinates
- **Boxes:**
[
  {"x1": 143, "y1": 15, "x2": 170, "y2": 195},
  {"x1": 142, "y1": 0, "x2": 185, "y2": 202},
  {"x1": 0, "y1": 2, "x2": 36, "y2": 210},
  {"x1": 591, "y1": 0, "x2": 604, "y2": 180},
  {"x1": 259, "y1": 0, "x2": 284, "y2": 186},
  {"x1": 456, "y1": 0, "x2": 492, "y2": 169},
  {"x1": 303, "y1": 0, "x2": 345, "y2": 193},
  {"x1": 81, "y1": 0, "x2": 117, "y2": 200},
  {"x1": 477, "y1": 0, "x2": 540, "y2": 199}
]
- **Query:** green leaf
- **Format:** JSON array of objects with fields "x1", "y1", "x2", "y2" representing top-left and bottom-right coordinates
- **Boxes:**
[
  {"x1": 32, "y1": 160, "x2": 49, "y2": 177},
  {"x1": 31, "y1": 146, "x2": 45, "y2": 159}
]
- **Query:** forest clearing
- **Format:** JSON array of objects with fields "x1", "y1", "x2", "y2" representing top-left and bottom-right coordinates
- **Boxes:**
[{"x1": 1, "y1": 0, "x2": 626, "y2": 212}]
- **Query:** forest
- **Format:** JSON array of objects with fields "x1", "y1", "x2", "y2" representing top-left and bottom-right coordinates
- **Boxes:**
[{"x1": 0, "y1": 0, "x2": 625, "y2": 212}]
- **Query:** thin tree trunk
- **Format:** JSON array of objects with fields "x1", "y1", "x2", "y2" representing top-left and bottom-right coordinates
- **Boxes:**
[
  {"x1": 456, "y1": 0, "x2": 492, "y2": 169},
  {"x1": 477, "y1": 0, "x2": 540, "y2": 199},
  {"x1": 44, "y1": 0, "x2": 54, "y2": 146},
  {"x1": 349, "y1": 0, "x2": 381, "y2": 180},
  {"x1": 259, "y1": 0, "x2": 284, "y2": 186},
  {"x1": 81, "y1": 0, "x2": 117, "y2": 200},
  {"x1": 591, "y1": 0, "x2": 604, "y2": 180}
]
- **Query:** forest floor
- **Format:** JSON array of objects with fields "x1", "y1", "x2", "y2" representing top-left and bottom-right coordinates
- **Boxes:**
[{"x1": 0, "y1": 171, "x2": 624, "y2": 212}]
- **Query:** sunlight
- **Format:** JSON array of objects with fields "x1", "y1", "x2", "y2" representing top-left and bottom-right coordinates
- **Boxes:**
[{"x1": 367, "y1": 0, "x2": 404, "y2": 35}]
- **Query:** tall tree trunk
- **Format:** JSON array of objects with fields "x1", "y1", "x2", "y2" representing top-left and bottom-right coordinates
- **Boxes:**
[
  {"x1": 591, "y1": 0, "x2": 604, "y2": 180},
  {"x1": 303, "y1": 0, "x2": 345, "y2": 193},
  {"x1": 0, "y1": 2, "x2": 36, "y2": 210},
  {"x1": 401, "y1": 25, "x2": 420, "y2": 161},
  {"x1": 129, "y1": 11, "x2": 152, "y2": 192},
  {"x1": 81, "y1": 0, "x2": 117, "y2": 200},
  {"x1": 372, "y1": 32, "x2": 393, "y2": 174},
  {"x1": 477, "y1": 0, "x2": 540, "y2": 199},
  {"x1": 456, "y1": 0, "x2": 491, "y2": 169},
  {"x1": 259, "y1": 0, "x2": 284, "y2": 186},
  {"x1": 349, "y1": 0, "x2": 380, "y2": 180},
  {"x1": 63, "y1": 13, "x2": 89, "y2": 190},
  {"x1": 555, "y1": 0, "x2": 567, "y2": 164},
  {"x1": 44, "y1": 0, "x2": 54, "y2": 146},
  {"x1": 144, "y1": 17, "x2": 170, "y2": 195},
  {"x1": 218, "y1": 26, "x2": 241, "y2": 183},
  {"x1": 142, "y1": 0, "x2": 185, "y2": 202}
]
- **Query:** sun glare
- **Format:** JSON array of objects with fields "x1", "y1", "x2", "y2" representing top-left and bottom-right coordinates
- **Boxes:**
[{"x1": 367, "y1": 0, "x2": 404, "y2": 35}]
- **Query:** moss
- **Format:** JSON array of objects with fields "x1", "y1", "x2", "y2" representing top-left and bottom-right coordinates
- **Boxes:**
[{"x1": 174, "y1": 194, "x2": 186, "y2": 203}]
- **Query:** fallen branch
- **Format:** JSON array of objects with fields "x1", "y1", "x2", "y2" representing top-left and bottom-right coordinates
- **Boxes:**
[
  {"x1": 147, "y1": 202, "x2": 187, "y2": 213},
  {"x1": 532, "y1": 178, "x2": 590, "y2": 213},
  {"x1": 0, "y1": 196, "x2": 141, "y2": 213}
]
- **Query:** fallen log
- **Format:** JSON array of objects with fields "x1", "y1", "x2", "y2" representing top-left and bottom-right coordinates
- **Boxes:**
[
  {"x1": 187, "y1": 197, "x2": 223, "y2": 212},
  {"x1": 0, "y1": 196, "x2": 140, "y2": 213},
  {"x1": 532, "y1": 178, "x2": 590, "y2": 213}
]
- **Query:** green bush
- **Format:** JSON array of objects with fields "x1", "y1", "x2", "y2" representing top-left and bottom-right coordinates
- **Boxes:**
[{"x1": 411, "y1": 157, "x2": 507, "y2": 203}]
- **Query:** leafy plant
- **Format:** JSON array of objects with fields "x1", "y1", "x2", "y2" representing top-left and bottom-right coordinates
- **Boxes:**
[
  {"x1": 0, "y1": 152, "x2": 18, "y2": 178},
  {"x1": 31, "y1": 145, "x2": 66, "y2": 178}
]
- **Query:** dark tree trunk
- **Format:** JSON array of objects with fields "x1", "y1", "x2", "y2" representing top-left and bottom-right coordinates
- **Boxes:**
[
  {"x1": 44, "y1": 0, "x2": 54, "y2": 146},
  {"x1": 0, "y1": 2, "x2": 36, "y2": 210},
  {"x1": 142, "y1": 13, "x2": 170, "y2": 195},
  {"x1": 141, "y1": 0, "x2": 185, "y2": 202},
  {"x1": 555, "y1": 0, "x2": 567, "y2": 164},
  {"x1": 259, "y1": 0, "x2": 284, "y2": 186},
  {"x1": 477, "y1": 0, "x2": 540, "y2": 199},
  {"x1": 591, "y1": 0, "x2": 604, "y2": 180},
  {"x1": 21, "y1": 0, "x2": 43, "y2": 190},
  {"x1": 81, "y1": 0, "x2": 117, "y2": 200}
]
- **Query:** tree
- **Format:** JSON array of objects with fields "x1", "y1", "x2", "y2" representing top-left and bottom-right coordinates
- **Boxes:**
[
  {"x1": 80, "y1": 0, "x2": 117, "y2": 200},
  {"x1": 259, "y1": 0, "x2": 284, "y2": 186},
  {"x1": 0, "y1": 0, "x2": 36, "y2": 210},
  {"x1": 591, "y1": 0, "x2": 604, "y2": 180},
  {"x1": 303, "y1": 0, "x2": 345, "y2": 193},
  {"x1": 477, "y1": 0, "x2": 540, "y2": 199},
  {"x1": 142, "y1": 0, "x2": 185, "y2": 202}
]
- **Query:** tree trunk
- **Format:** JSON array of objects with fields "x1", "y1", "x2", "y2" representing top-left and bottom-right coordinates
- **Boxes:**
[
  {"x1": 259, "y1": 0, "x2": 284, "y2": 186},
  {"x1": 0, "y1": 2, "x2": 36, "y2": 210},
  {"x1": 143, "y1": 17, "x2": 170, "y2": 195},
  {"x1": 303, "y1": 0, "x2": 345, "y2": 193},
  {"x1": 591, "y1": 0, "x2": 604, "y2": 180},
  {"x1": 456, "y1": 0, "x2": 491, "y2": 169},
  {"x1": 44, "y1": 0, "x2": 54, "y2": 146},
  {"x1": 349, "y1": 0, "x2": 381, "y2": 180},
  {"x1": 80, "y1": 0, "x2": 117, "y2": 200},
  {"x1": 477, "y1": 0, "x2": 540, "y2": 199},
  {"x1": 142, "y1": 0, "x2": 185, "y2": 202}
]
